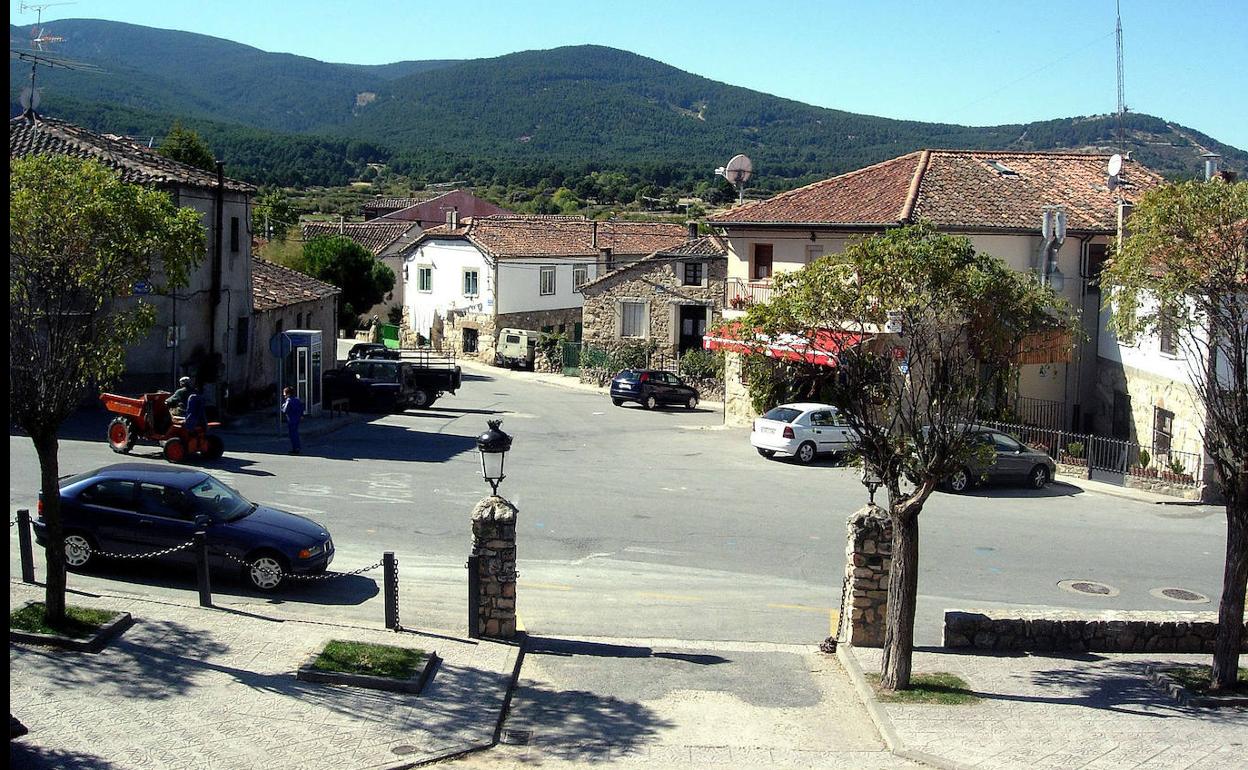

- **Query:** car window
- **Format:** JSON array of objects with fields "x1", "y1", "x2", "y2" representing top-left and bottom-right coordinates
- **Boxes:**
[
  {"x1": 137, "y1": 483, "x2": 193, "y2": 521},
  {"x1": 762, "y1": 406, "x2": 802, "y2": 423},
  {"x1": 664, "y1": 373, "x2": 680, "y2": 385},
  {"x1": 506, "y1": 335, "x2": 520, "y2": 344},
  {"x1": 810, "y1": 411, "x2": 832, "y2": 427},
  {"x1": 186, "y1": 477, "x2": 252, "y2": 521},
  {"x1": 616, "y1": 370, "x2": 639, "y2": 382},
  {"x1": 992, "y1": 433, "x2": 1023, "y2": 452},
  {"x1": 79, "y1": 480, "x2": 135, "y2": 509}
]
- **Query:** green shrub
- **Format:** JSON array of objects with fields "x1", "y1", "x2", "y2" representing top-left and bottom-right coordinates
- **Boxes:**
[
  {"x1": 1065, "y1": 441, "x2": 1085, "y2": 459},
  {"x1": 1167, "y1": 459, "x2": 1187, "y2": 475},
  {"x1": 679, "y1": 349, "x2": 724, "y2": 381},
  {"x1": 1137, "y1": 448, "x2": 1151, "y2": 468}
]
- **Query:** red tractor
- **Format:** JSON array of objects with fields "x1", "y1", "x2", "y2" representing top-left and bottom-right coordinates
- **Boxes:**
[{"x1": 100, "y1": 392, "x2": 225, "y2": 463}]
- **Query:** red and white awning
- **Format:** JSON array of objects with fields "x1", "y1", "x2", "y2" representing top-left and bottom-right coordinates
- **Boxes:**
[{"x1": 703, "y1": 322, "x2": 865, "y2": 367}]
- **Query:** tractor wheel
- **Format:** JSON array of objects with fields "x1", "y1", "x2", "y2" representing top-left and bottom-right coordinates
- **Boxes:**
[
  {"x1": 162, "y1": 437, "x2": 188, "y2": 463},
  {"x1": 203, "y1": 434, "x2": 225, "y2": 461},
  {"x1": 107, "y1": 417, "x2": 137, "y2": 454}
]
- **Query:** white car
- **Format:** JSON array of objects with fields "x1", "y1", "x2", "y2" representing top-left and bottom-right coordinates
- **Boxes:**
[{"x1": 750, "y1": 402, "x2": 858, "y2": 464}]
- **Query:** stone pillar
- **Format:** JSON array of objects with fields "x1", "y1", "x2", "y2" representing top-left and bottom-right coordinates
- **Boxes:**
[
  {"x1": 839, "y1": 505, "x2": 892, "y2": 647},
  {"x1": 471, "y1": 495, "x2": 518, "y2": 639}
]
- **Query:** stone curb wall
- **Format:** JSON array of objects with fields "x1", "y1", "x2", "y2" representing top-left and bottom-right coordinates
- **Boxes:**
[
  {"x1": 944, "y1": 609, "x2": 1247, "y2": 653},
  {"x1": 840, "y1": 506, "x2": 892, "y2": 647}
]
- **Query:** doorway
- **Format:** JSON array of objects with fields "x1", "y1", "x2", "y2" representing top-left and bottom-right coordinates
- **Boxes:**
[{"x1": 678, "y1": 305, "x2": 709, "y2": 354}]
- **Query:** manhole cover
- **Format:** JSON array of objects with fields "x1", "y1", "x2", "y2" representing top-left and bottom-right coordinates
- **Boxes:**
[
  {"x1": 1150, "y1": 586, "x2": 1211, "y2": 604},
  {"x1": 1057, "y1": 579, "x2": 1120, "y2": 597},
  {"x1": 390, "y1": 745, "x2": 417, "y2": 756},
  {"x1": 502, "y1": 730, "x2": 532, "y2": 746}
]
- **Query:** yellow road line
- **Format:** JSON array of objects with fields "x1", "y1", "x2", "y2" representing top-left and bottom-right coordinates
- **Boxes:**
[
  {"x1": 766, "y1": 603, "x2": 833, "y2": 613},
  {"x1": 830, "y1": 609, "x2": 840, "y2": 637},
  {"x1": 637, "y1": 591, "x2": 704, "y2": 602},
  {"x1": 516, "y1": 614, "x2": 526, "y2": 633}
]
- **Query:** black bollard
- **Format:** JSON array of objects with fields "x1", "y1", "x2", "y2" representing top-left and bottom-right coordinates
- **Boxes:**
[
  {"x1": 383, "y1": 551, "x2": 398, "y2": 630},
  {"x1": 467, "y1": 554, "x2": 481, "y2": 639},
  {"x1": 194, "y1": 531, "x2": 212, "y2": 607},
  {"x1": 17, "y1": 509, "x2": 35, "y2": 584}
]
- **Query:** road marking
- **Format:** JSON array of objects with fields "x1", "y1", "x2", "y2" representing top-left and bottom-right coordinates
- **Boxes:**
[
  {"x1": 766, "y1": 603, "x2": 833, "y2": 613},
  {"x1": 638, "y1": 592, "x2": 703, "y2": 602},
  {"x1": 570, "y1": 552, "x2": 613, "y2": 565},
  {"x1": 267, "y1": 502, "x2": 325, "y2": 516},
  {"x1": 521, "y1": 581, "x2": 575, "y2": 592},
  {"x1": 516, "y1": 614, "x2": 526, "y2": 632},
  {"x1": 347, "y1": 493, "x2": 409, "y2": 504},
  {"x1": 622, "y1": 546, "x2": 686, "y2": 556}
]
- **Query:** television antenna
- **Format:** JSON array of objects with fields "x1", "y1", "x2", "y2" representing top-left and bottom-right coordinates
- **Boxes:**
[
  {"x1": 715, "y1": 154, "x2": 753, "y2": 204},
  {"x1": 1114, "y1": 0, "x2": 1128, "y2": 152},
  {"x1": 12, "y1": 1, "x2": 99, "y2": 118}
]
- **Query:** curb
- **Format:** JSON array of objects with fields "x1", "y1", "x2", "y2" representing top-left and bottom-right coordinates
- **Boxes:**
[
  {"x1": 835, "y1": 643, "x2": 973, "y2": 770},
  {"x1": 1051, "y1": 474, "x2": 1206, "y2": 507}
]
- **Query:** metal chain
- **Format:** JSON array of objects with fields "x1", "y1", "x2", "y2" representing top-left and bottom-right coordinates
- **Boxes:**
[
  {"x1": 220, "y1": 550, "x2": 383, "y2": 581},
  {"x1": 391, "y1": 554, "x2": 402, "y2": 631},
  {"x1": 90, "y1": 539, "x2": 196, "y2": 561}
]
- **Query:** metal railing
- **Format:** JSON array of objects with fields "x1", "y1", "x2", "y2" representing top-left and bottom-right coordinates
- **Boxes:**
[
  {"x1": 1011, "y1": 396, "x2": 1064, "y2": 432},
  {"x1": 726, "y1": 278, "x2": 774, "y2": 309},
  {"x1": 979, "y1": 420, "x2": 1205, "y2": 488}
]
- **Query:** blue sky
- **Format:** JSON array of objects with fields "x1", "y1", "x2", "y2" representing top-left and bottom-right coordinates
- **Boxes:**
[{"x1": 13, "y1": 0, "x2": 1246, "y2": 149}]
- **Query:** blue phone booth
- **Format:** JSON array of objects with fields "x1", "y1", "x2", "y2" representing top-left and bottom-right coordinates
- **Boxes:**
[{"x1": 271, "y1": 330, "x2": 323, "y2": 417}]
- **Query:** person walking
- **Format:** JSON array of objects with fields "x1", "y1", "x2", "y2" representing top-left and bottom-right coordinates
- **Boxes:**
[{"x1": 281, "y1": 386, "x2": 304, "y2": 454}]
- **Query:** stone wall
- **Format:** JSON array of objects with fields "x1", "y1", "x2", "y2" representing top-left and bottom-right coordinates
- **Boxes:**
[
  {"x1": 496, "y1": 308, "x2": 584, "y2": 338},
  {"x1": 470, "y1": 496, "x2": 518, "y2": 640},
  {"x1": 944, "y1": 609, "x2": 1247, "y2": 653},
  {"x1": 443, "y1": 310, "x2": 498, "y2": 363},
  {"x1": 723, "y1": 351, "x2": 758, "y2": 427},
  {"x1": 1094, "y1": 356, "x2": 1207, "y2": 466},
  {"x1": 839, "y1": 506, "x2": 892, "y2": 647}
]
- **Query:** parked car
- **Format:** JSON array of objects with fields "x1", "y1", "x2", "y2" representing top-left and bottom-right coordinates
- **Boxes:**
[
  {"x1": 347, "y1": 342, "x2": 400, "y2": 361},
  {"x1": 944, "y1": 426, "x2": 1057, "y2": 492},
  {"x1": 494, "y1": 328, "x2": 539, "y2": 369},
  {"x1": 324, "y1": 353, "x2": 461, "y2": 411},
  {"x1": 34, "y1": 464, "x2": 333, "y2": 591},
  {"x1": 751, "y1": 403, "x2": 858, "y2": 464},
  {"x1": 610, "y1": 369, "x2": 700, "y2": 410}
]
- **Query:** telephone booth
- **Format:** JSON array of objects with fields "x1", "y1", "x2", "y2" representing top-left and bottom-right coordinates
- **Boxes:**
[{"x1": 271, "y1": 329, "x2": 323, "y2": 416}]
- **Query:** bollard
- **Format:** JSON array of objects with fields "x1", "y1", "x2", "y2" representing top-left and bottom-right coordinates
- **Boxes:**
[
  {"x1": 383, "y1": 551, "x2": 398, "y2": 630},
  {"x1": 467, "y1": 555, "x2": 481, "y2": 639},
  {"x1": 17, "y1": 509, "x2": 35, "y2": 584},
  {"x1": 194, "y1": 531, "x2": 212, "y2": 607}
]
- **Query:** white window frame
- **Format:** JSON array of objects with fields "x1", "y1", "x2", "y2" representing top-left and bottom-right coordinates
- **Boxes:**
[
  {"x1": 680, "y1": 261, "x2": 706, "y2": 287},
  {"x1": 618, "y1": 299, "x2": 649, "y2": 339},
  {"x1": 573, "y1": 263, "x2": 590, "y2": 293},
  {"x1": 417, "y1": 265, "x2": 433, "y2": 293},
  {"x1": 539, "y1": 265, "x2": 557, "y2": 296},
  {"x1": 462, "y1": 268, "x2": 480, "y2": 297}
]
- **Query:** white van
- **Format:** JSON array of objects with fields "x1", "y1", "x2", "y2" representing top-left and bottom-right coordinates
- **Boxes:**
[{"x1": 495, "y1": 328, "x2": 539, "y2": 369}]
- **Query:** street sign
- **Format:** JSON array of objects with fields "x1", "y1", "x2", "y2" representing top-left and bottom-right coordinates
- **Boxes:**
[
  {"x1": 269, "y1": 332, "x2": 292, "y2": 358},
  {"x1": 133, "y1": 281, "x2": 153, "y2": 295}
]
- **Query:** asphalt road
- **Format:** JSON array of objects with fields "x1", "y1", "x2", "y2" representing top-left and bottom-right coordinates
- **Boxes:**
[{"x1": 7, "y1": 361, "x2": 1230, "y2": 646}]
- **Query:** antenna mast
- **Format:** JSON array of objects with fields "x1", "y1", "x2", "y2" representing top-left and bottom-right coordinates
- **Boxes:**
[{"x1": 1115, "y1": 0, "x2": 1126, "y2": 152}]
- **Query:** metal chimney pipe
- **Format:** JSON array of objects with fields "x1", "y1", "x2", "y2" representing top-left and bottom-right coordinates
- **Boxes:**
[
  {"x1": 1203, "y1": 152, "x2": 1222, "y2": 181},
  {"x1": 687, "y1": 221, "x2": 698, "y2": 240}
]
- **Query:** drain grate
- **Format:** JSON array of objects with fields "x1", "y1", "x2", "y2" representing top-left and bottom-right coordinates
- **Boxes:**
[
  {"x1": 1057, "y1": 579, "x2": 1120, "y2": 598},
  {"x1": 390, "y1": 745, "x2": 417, "y2": 756},
  {"x1": 502, "y1": 730, "x2": 532, "y2": 746},
  {"x1": 1151, "y1": 586, "x2": 1211, "y2": 603}
]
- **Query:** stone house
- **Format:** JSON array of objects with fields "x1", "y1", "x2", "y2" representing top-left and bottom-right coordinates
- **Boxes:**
[
  {"x1": 402, "y1": 215, "x2": 688, "y2": 361},
  {"x1": 707, "y1": 149, "x2": 1165, "y2": 427},
  {"x1": 246, "y1": 257, "x2": 340, "y2": 407},
  {"x1": 10, "y1": 114, "x2": 256, "y2": 404},
  {"x1": 579, "y1": 235, "x2": 728, "y2": 357}
]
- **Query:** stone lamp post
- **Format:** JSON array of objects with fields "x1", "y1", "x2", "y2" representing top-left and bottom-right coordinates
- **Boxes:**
[{"x1": 470, "y1": 420, "x2": 518, "y2": 639}]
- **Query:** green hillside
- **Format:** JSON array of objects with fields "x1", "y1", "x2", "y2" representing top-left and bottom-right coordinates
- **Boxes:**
[{"x1": 10, "y1": 20, "x2": 1244, "y2": 190}]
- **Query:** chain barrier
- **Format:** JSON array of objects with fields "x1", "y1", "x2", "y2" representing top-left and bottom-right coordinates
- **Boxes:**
[
  {"x1": 219, "y1": 550, "x2": 383, "y2": 582},
  {"x1": 10, "y1": 519, "x2": 17, "y2": 528},
  {"x1": 90, "y1": 539, "x2": 196, "y2": 561},
  {"x1": 390, "y1": 554, "x2": 402, "y2": 631}
]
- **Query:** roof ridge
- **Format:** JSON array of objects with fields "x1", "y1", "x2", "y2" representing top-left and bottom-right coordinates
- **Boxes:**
[{"x1": 900, "y1": 149, "x2": 931, "y2": 223}]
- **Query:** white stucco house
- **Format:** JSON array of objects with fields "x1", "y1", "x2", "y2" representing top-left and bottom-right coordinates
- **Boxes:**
[{"x1": 401, "y1": 215, "x2": 688, "y2": 360}]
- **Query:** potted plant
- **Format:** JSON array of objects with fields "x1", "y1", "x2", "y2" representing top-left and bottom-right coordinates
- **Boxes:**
[{"x1": 1060, "y1": 441, "x2": 1087, "y2": 467}]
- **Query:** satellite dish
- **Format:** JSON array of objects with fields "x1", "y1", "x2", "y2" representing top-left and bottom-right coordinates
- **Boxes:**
[
  {"x1": 722, "y1": 154, "x2": 753, "y2": 185},
  {"x1": 1107, "y1": 154, "x2": 1123, "y2": 177},
  {"x1": 19, "y1": 86, "x2": 40, "y2": 111}
]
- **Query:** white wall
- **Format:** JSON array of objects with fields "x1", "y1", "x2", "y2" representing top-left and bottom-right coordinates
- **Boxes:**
[
  {"x1": 496, "y1": 258, "x2": 598, "y2": 315},
  {"x1": 403, "y1": 239, "x2": 493, "y2": 337}
]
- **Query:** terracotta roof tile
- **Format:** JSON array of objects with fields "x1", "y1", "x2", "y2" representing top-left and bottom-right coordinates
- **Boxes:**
[
  {"x1": 251, "y1": 257, "x2": 340, "y2": 312},
  {"x1": 415, "y1": 215, "x2": 688, "y2": 258},
  {"x1": 710, "y1": 150, "x2": 1165, "y2": 233},
  {"x1": 301, "y1": 220, "x2": 415, "y2": 257},
  {"x1": 9, "y1": 114, "x2": 254, "y2": 193},
  {"x1": 361, "y1": 192, "x2": 445, "y2": 213},
  {"x1": 579, "y1": 235, "x2": 727, "y2": 291}
]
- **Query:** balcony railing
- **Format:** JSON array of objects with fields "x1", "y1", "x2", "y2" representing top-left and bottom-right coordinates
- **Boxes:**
[{"x1": 726, "y1": 278, "x2": 774, "y2": 310}]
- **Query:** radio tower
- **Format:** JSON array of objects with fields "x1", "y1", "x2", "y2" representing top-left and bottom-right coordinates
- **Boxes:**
[{"x1": 1115, "y1": 0, "x2": 1127, "y2": 152}]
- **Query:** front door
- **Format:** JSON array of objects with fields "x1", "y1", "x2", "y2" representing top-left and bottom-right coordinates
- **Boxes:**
[{"x1": 678, "y1": 305, "x2": 708, "y2": 354}]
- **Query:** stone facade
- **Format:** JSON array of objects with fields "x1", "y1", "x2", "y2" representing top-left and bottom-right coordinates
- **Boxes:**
[
  {"x1": 1094, "y1": 356, "x2": 1206, "y2": 461},
  {"x1": 440, "y1": 307, "x2": 583, "y2": 365},
  {"x1": 723, "y1": 351, "x2": 757, "y2": 427},
  {"x1": 497, "y1": 308, "x2": 584, "y2": 338},
  {"x1": 943, "y1": 609, "x2": 1247, "y2": 653},
  {"x1": 839, "y1": 506, "x2": 892, "y2": 647},
  {"x1": 470, "y1": 496, "x2": 518, "y2": 640}
]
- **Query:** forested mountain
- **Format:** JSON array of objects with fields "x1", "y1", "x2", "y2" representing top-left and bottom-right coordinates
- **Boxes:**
[{"x1": 10, "y1": 19, "x2": 1244, "y2": 190}]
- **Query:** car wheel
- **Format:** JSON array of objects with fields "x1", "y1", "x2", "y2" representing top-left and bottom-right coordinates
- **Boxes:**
[
  {"x1": 612, "y1": 398, "x2": 625, "y2": 407},
  {"x1": 107, "y1": 417, "x2": 136, "y2": 453},
  {"x1": 162, "y1": 437, "x2": 187, "y2": 463},
  {"x1": 643, "y1": 394, "x2": 658, "y2": 410},
  {"x1": 795, "y1": 441, "x2": 817, "y2": 465},
  {"x1": 757, "y1": 448, "x2": 776, "y2": 459},
  {"x1": 203, "y1": 434, "x2": 225, "y2": 461},
  {"x1": 411, "y1": 389, "x2": 433, "y2": 409},
  {"x1": 245, "y1": 553, "x2": 286, "y2": 591},
  {"x1": 947, "y1": 467, "x2": 972, "y2": 493},
  {"x1": 685, "y1": 396, "x2": 698, "y2": 410},
  {"x1": 64, "y1": 532, "x2": 95, "y2": 571},
  {"x1": 1030, "y1": 465, "x2": 1051, "y2": 490}
]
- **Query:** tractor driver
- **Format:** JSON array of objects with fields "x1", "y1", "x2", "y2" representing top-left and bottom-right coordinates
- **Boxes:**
[
  {"x1": 167, "y1": 376, "x2": 193, "y2": 416},
  {"x1": 183, "y1": 385, "x2": 207, "y2": 434}
]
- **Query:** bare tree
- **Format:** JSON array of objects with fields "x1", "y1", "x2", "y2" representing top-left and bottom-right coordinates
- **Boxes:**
[{"x1": 10, "y1": 154, "x2": 203, "y2": 625}]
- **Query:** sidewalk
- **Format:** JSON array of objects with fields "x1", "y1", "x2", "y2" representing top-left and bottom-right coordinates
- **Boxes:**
[
  {"x1": 9, "y1": 581, "x2": 521, "y2": 770},
  {"x1": 219, "y1": 408, "x2": 367, "y2": 441},
  {"x1": 1051, "y1": 474, "x2": 1215, "y2": 507},
  {"x1": 840, "y1": 644, "x2": 1248, "y2": 770}
]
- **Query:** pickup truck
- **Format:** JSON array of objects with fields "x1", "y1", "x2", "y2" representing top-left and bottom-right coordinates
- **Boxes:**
[{"x1": 324, "y1": 352, "x2": 461, "y2": 411}]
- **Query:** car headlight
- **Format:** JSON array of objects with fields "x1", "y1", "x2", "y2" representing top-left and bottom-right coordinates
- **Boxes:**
[{"x1": 298, "y1": 543, "x2": 324, "y2": 559}]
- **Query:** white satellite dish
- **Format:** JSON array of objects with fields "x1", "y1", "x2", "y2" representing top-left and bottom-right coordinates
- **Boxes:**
[
  {"x1": 722, "y1": 154, "x2": 753, "y2": 185},
  {"x1": 19, "y1": 86, "x2": 40, "y2": 112},
  {"x1": 1107, "y1": 153, "x2": 1123, "y2": 177}
]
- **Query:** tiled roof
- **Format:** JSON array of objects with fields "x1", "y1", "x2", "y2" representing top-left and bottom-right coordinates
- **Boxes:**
[
  {"x1": 710, "y1": 150, "x2": 1165, "y2": 233},
  {"x1": 252, "y1": 257, "x2": 340, "y2": 312},
  {"x1": 9, "y1": 114, "x2": 254, "y2": 193},
  {"x1": 301, "y1": 220, "x2": 416, "y2": 257},
  {"x1": 579, "y1": 235, "x2": 727, "y2": 291},
  {"x1": 361, "y1": 193, "x2": 445, "y2": 212},
  {"x1": 415, "y1": 215, "x2": 689, "y2": 258}
]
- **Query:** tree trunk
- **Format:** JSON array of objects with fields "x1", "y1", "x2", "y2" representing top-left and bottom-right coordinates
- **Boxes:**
[
  {"x1": 33, "y1": 430, "x2": 67, "y2": 625},
  {"x1": 881, "y1": 509, "x2": 920, "y2": 691},
  {"x1": 1211, "y1": 485, "x2": 1248, "y2": 692}
]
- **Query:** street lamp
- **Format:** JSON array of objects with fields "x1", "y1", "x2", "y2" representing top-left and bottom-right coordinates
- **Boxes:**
[
  {"x1": 861, "y1": 462, "x2": 883, "y2": 506},
  {"x1": 476, "y1": 419, "x2": 513, "y2": 496}
]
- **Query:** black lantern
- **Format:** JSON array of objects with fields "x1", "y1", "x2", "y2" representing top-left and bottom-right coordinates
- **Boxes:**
[
  {"x1": 476, "y1": 419, "x2": 513, "y2": 495},
  {"x1": 861, "y1": 462, "x2": 883, "y2": 506}
]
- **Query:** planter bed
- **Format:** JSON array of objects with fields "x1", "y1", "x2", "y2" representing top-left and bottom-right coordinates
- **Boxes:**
[
  {"x1": 297, "y1": 639, "x2": 436, "y2": 694},
  {"x1": 1147, "y1": 665, "x2": 1248, "y2": 708},
  {"x1": 9, "y1": 601, "x2": 133, "y2": 653}
]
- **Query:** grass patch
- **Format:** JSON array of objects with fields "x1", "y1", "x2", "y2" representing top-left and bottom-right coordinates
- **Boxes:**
[
  {"x1": 1162, "y1": 666, "x2": 1248, "y2": 695},
  {"x1": 10, "y1": 603, "x2": 119, "y2": 639},
  {"x1": 312, "y1": 640, "x2": 425, "y2": 680},
  {"x1": 866, "y1": 672, "x2": 980, "y2": 704}
]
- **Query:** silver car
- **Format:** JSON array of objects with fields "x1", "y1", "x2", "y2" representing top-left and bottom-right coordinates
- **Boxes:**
[{"x1": 946, "y1": 427, "x2": 1057, "y2": 492}]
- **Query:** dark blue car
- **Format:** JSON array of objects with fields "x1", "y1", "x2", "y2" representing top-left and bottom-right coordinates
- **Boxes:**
[{"x1": 35, "y1": 464, "x2": 334, "y2": 591}]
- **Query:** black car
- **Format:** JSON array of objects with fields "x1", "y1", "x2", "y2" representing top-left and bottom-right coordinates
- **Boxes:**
[
  {"x1": 347, "y1": 342, "x2": 400, "y2": 361},
  {"x1": 610, "y1": 369, "x2": 700, "y2": 410},
  {"x1": 325, "y1": 356, "x2": 461, "y2": 411},
  {"x1": 34, "y1": 464, "x2": 334, "y2": 591},
  {"x1": 944, "y1": 427, "x2": 1058, "y2": 492}
]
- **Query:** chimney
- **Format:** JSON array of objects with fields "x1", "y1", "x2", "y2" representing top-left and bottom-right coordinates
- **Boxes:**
[
  {"x1": 687, "y1": 221, "x2": 699, "y2": 240},
  {"x1": 1202, "y1": 152, "x2": 1223, "y2": 181},
  {"x1": 446, "y1": 208, "x2": 459, "y2": 228},
  {"x1": 599, "y1": 247, "x2": 614, "y2": 272},
  {"x1": 1117, "y1": 200, "x2": 1134, "y2": 248},
  {"x1": 591, "y1": 220, "x2": 598, "y2": 250}
]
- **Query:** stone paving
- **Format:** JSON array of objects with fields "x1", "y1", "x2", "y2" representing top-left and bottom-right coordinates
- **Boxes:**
[
  {"x1": 9, "y1": 582, "x2": 520, "y2": 770},
  {"x1": 852, "y1": 646, "x2": 1248, "y2": 770}
]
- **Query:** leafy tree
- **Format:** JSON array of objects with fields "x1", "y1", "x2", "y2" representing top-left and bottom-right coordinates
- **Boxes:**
[
  {"x1": 1103, "y1": 179, "x2": 1248, "y2": 691},
  {"x1": 157, "y1": 120, "x2": 217, "y2": 172},
  {"x1": 252, "y1": 187, "x2": 296, "y2": 240},
  {"x1": 551, "y1": 187, "x2": 582, "y2": 215},
  {"x1": 301, "y1": 235, "x2": 395, "y2": 331},
  {"x1": 10, "y1": 155, "x2": 204, "y2": 625},
  {"x1": 744, "y1": 224, "x2": 1069, "y2": 690}
]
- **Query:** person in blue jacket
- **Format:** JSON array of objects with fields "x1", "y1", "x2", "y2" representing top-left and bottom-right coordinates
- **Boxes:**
[
  {"x1": 183, "y1": 385, "x2": 207, "y2": 434},
  {"x1": 281, "y1": 386, "x2": 304, "y2": 454}
]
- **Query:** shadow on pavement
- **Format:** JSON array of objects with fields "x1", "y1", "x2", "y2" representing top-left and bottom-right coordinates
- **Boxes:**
[
  {"x1": 948, "y1": 482, "x2": 1084, "y2": 499},
  {"x1": 525, "y1": 636, "x2": 730, "y2": 665},
  {"x1": 68, "y1": 560, "x2": 380, "y2": 606},
  {"x1": 10, "y1": 742, "x2": 124, "y2": 770},
  {"x1": 236, "y1": 422, "x2": 479, "y2": 462}
]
